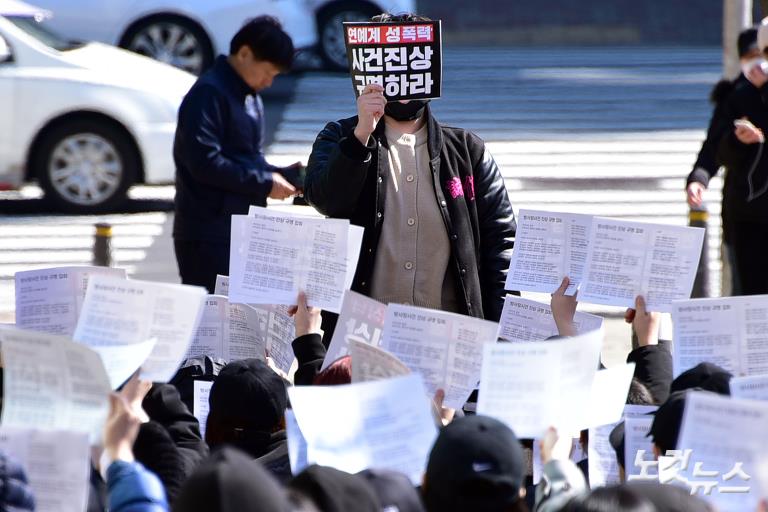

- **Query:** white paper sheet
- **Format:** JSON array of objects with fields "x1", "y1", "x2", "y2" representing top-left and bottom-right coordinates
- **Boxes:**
[
  {"x1": 323, "y1": 291, "x2": 386, "y2": 371},
  {"x1": 380, "y1": 304, "x2": 498, "y2": 409},
  {"x1": 674, "y1": 392, "x2": 768, "y2": 512},
  {"x1": 477, "y1": 330, "x2": 603, "y2": 438},
  {"x1": 350, "y1": 339, "x2": 411, "y2": 383},
  {"x1": 730, "y1": 374, "x2": 768, "y2": 401},
  {"x1": 258, "y1": 304, "x2": 296, "y2": 375},
  {"x1": 0, "y1": 326, "x2": 111, "y2": 439},
  {"x1": 214, "y1": 274, "x2": 229, "y2": 296},
  {"x1": 246, "y1": 207, "x2": 364, "y2": 294},
  {"x1": 578, "y1": 218, "x2": 704, "y2": 312},
  {"x1": 94, "y1": 337, "x2": 158, "y2": 389},
  {"x1": 505, "y1": 210, "x2": 592, "y2": 294},
  {"x1": 73, "y1": 275, "x2": 207, "y2": 382},
  {"x1": 624, "y1": 413, "x2": 657, "y2": 482},
  {"x1": 582, "y1": 363, "x2": 637, "y2": 429},
  {"x1": 588, "y1": 404, "x2": 656, "y2": 488},
  {"x1": 0, "y1": 427, "x2": 90, "y2": 512},
  {"x1": 497, "y1": 295, "x2": 604, "y2": 342},
  {"x1": 193, "y1": 380, "x2": 213, "y2": 441},
  {"x1": 186, "y1": 295, "x2": 268, "y2": 362},
  {"x1": 285, "y1": 408, "x2": 309, "y2": 475},
  {"x1": 14, "y1": 266, "x2": 126, "y2": 336},
  {"x1": 672, "y1": 295, "x2": 768, "y2": 377},
  {"x1": 287, "y1": 374, "x2": 438, "y2": 484},
  {"x1": 230, "y1": 208, "x2": 357, "y2": 312}
]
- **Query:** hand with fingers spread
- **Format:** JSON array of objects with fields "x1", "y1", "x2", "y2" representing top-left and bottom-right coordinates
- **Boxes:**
[
  {"x1": 551, "y1": 276, "x2": 578, "y2": 337},
  {"x1": 291, "y1": 291, "x2": 322, "y2": 338},
  {"x1": 432, "y1": 389, "x2": 455, "y2": 426},
  {"x1": 631, "y1": 295, "x2": 660, "y2": 347},
  {"x1": 354, "y1": 84, "x2": 387, "y2": 145}
]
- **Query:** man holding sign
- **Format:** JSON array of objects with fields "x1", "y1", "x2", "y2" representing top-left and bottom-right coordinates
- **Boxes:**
[{"x1": 305, "y1": 13, "x2": 516, "y2": 327}]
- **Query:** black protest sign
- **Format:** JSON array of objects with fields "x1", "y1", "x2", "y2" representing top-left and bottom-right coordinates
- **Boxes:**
[{"x1": 343, "y1": 21, "x2": 442, "y2": 101}]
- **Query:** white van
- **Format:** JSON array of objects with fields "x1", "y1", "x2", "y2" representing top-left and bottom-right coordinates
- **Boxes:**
[{"x1": 0, "y1": 0, "x2": 195, "y2": 212}]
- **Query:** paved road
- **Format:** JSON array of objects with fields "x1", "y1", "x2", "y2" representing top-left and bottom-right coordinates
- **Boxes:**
[{"x1": 0, "y1": 46, "x2": 723, "y2": 348}]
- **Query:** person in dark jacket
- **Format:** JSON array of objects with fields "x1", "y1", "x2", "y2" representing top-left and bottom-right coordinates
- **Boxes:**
[
  {"x1": 0, "y1": 451, "x2": 35, "y2": 511},
  {"x1": 173, "y1": 16, "x2": 300, "y2": 293},
  {"x1": 134, "y1": 384, "x2": 209, "y2": 504},
  {"x1": 687, "y1": 27, "x2": 760, "y2": 296},
  {"x1": 304, "y1": 13, "x2": 516, "y2": 336},
  {"x1": 204, "y1": 358, "x2": 292, "y2": 482}
]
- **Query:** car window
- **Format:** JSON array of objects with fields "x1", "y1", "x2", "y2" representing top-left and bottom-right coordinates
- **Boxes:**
[{"x1": 4, "y1": 15, "x2": 84, "y2": 51}]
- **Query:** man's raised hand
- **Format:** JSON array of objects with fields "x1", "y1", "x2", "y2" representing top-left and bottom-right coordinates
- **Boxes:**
[{"x1": 354, "y1": 84, "x2": 386, "y2": 145}]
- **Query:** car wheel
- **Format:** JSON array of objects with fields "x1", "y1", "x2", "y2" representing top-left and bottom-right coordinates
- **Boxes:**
[
  {"x1": 318, "y1": 4, "x2": 378, "y2": 71},
  {"x1": 34, "y1": 120, "x2": 139, "y2": 213},
  {"x1": 121, "y1": 15, "x2": 213, "y2": 75}
]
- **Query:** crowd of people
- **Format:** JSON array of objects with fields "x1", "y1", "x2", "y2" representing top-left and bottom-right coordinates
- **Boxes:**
[{"x1": 6, "y1": 9, "x2": 768, "y2": 512}]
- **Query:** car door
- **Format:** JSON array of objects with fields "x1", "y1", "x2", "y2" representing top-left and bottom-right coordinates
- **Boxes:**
[
  {"x1": 31, "y1": 0, "x2": 135, "y2": 45},
  {"x1": 0, "y1": 28, "x2": 15, "y2": 181}
]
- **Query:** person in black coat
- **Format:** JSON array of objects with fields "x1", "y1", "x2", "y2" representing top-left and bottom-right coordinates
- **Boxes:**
[
  {"x1": 172, "y1": 17, "x2": 300, "y2": 293},
  {"x1": 304, "y1": 14, "x2": 516, "y2": 339},
  {"x1": 687, "y1": 26, "x2": 768, "y2": 295}
]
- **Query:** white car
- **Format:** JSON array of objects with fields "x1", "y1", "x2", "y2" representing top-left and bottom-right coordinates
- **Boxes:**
[
  {"x1": 32, "y1": 0, "x2": 414, "y2": 74},
  {"x1": 0, "y1": 0, "x2": 195, "y2": 212}
]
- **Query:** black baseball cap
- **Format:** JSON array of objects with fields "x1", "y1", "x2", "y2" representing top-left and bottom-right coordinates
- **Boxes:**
[
  {"x1": 423, "y1": 415, "x2": 525, "y2": 512},
  {"x1": 358, "y1": 468, "x2": 425, "y2": 512},
  {"x1": 208, "y1": 358, "x2": 288, "y2": 432},
  {"x1": 173, "y1": 447, "x2": 290, "y2": 512},
  {"x1": 289, "y1": 465, "x2": 380, "y2": 512},
  {"x1": 669, "y1": 363, "x2": 731, "y2": 396},
  {"x1": 648, "y1": 390, "x2": 693, "y2": 453}
]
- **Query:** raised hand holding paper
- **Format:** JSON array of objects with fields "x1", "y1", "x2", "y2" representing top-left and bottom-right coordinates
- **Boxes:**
[
  {"x1": 497, "y1": 295, "x2": 603, "y2": 342},
  {"x1": 287, "y1": 373, "x2": 438, "y2": 484},
  {"x1": 380, "y1": 304, "x2": 498, "y2": 409},
  {"x1": 0, "y1": 326, "x2": 111, "y2": 439},
  {"x1": 15, "y1": 266, "x2": 126, "y2": 336},
  {"x1": 579, "y1": 218, "x2": 704, "y2": 312},
  {"x1": 74, "y1": 275, "x2": 207, "y2": 382},
  {"x1": 504, "y1": 210, "x2": 592, "y2": 294},
  {"x1": 477, "y1": 329, "x2": 603, "y2": 438},
  {"x1": 672, "y1": 295, "x2": 768, "y2": 376}
]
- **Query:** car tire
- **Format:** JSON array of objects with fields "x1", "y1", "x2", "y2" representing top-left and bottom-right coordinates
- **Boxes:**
[
  {"x1": 119, "y1": 15, "x2": 213, "y2": 75},
  {"x1": 34, "y1": 120, "x2": 139, "y2": 213},
  {"x1": 318, "y1": 2, "x2": 379, "y2": 71}
]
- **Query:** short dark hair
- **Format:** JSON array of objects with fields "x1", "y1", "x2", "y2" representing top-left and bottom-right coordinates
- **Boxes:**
[
  {"x1": 370, "y1": 12, "x2": 432, "y2": 23},
  {"x1": 229, "y1": 16, "x2": 294, "y2": 71}
]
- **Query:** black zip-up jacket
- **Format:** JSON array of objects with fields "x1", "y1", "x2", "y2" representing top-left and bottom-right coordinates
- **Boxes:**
[
  {"x1": 304, "y1": 105, "x2": 516, "y2": 322},
  {"x1": 173, "y1": 55, "x2": 284, "y2": 241}
]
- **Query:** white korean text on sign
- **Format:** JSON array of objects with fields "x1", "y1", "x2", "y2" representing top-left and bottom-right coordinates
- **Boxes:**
[{"x1": 343, "y1": 21, "x2": 442, "y2": 101}]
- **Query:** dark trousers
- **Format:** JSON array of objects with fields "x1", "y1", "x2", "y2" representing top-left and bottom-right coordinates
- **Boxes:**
[
  {"x1": 731, "y1": 221, "x2": 768, "y2": 295},
  {"x1": 173, "y1": 239, "x2": 230, "y2": 294}
]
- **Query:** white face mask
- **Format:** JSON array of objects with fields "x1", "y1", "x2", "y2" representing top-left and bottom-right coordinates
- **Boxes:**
[{"x1": 742, "y1": 57, "x2": 768, "y2": 77}]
